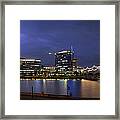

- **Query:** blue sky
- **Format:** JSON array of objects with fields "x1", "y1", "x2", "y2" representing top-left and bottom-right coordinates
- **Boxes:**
[{"x1": 20, "y1": 20, "x2": 100, "y2": 67}]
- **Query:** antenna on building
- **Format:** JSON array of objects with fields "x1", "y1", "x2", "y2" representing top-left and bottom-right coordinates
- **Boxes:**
[{"x1": 70, "y1": 45, "x2": 74, "y2": 53}]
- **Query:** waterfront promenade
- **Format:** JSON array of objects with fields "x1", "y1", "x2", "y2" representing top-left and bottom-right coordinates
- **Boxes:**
[{"x1": 20, "y1": 92, "x2": 100, "y2": 100}]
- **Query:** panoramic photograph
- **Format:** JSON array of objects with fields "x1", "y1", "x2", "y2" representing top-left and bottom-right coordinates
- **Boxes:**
[{"x1": 20, "y1": 20, "x2": 100, "y2": 100}]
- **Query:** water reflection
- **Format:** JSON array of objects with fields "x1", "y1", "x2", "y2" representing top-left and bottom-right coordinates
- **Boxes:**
[
  {"x1": 67, "y1": 80, "x2": 81, "y2": 97},
  {"x1": 20, "y1": 79, "x2": 100, "y2": 98},
  {"x1": 81, "y1": 79, "x2": 100, "y2": 98}
]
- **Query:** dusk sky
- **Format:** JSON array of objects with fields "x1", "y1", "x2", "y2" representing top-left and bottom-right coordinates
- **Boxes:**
[{"x1": 20, "y1": 20, "x2": 100, "y2": 67}]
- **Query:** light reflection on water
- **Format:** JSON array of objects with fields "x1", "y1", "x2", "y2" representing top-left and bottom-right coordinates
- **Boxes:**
[{"x1": 20, "y1": 79, "x2": 100, "y2": 98}]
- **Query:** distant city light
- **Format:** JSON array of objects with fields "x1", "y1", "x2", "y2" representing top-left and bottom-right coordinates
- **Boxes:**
[{"x1": 20, "y1": 50, "x2": 100, "y2": 81}]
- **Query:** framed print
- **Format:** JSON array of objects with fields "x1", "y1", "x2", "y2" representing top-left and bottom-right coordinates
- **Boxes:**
[{"x1": 0, "y1": 0, "x2": 119, "y2": 119}]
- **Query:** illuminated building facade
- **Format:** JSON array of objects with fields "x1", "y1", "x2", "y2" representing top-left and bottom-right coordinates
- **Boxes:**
[
  {"x1": 72, "y1": 58, "x2": 78, "y2": 72},
  {"x1": 55, "y1": 50, "x2": 74, "y2": 73},
  {"x1": 20, "y1": 58, "x2": 41, "y2": 79},
  {"x1": 42, "y1": 66, "x2": 56, "y2": 77}
]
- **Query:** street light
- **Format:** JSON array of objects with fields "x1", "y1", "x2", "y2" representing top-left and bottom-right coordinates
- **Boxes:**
[{"x1": 48, "y1": 52, "x2": 52, "y2": 55}]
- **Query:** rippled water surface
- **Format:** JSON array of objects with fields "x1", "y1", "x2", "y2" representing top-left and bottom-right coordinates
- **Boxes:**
[{"x1": 20, "y1": 79, "x2": 100, "y2": 98}]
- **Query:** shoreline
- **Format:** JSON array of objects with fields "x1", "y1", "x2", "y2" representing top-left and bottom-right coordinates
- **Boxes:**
[{"x1": 20, "y1": 92, "x2": 100, "y2": 100}]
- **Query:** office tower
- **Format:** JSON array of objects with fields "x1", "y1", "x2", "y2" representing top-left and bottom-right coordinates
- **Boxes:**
[{"x1": 55, "y1": 50, "x2": 74, "y2": 73}]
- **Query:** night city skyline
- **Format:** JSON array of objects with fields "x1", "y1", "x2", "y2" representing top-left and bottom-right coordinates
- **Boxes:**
[{"x1": 20, "y1": 20, "x2": 100, "y2": 67}]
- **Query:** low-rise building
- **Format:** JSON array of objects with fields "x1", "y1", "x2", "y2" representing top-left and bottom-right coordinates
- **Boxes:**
[{"x1": 20, "y1": 58, "x2": 42, "y2": 79}]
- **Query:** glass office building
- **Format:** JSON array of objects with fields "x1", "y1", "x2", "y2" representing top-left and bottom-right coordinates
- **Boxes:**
[{"x1": 55, "y1": 50, "x2": 74, "y2": 73}]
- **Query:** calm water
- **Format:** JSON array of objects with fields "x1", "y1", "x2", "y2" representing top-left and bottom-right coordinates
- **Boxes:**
[{"x1": 20, "y1": 79, "x2": 100, "y2": 98}]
